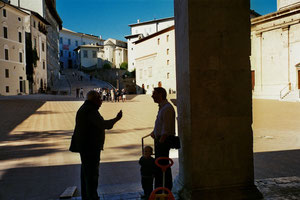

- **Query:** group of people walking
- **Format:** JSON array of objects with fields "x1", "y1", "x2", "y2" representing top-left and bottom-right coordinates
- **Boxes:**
[
  {"x1": 69, "y1": 87, "x2": 175, "y2": 200},
  {"x1": 94, "y1": 87, "x2": 127, "y2": 102}
]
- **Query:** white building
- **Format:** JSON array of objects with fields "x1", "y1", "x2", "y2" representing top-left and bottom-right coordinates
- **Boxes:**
[
  {"x1": 10, "y1": 0, "x2": 62, "y2": 88},
  {"x1": 134, "y1": 26, "x2": 176, "y2": 94},
  {"x1": 59, "y1": 28, "x2": 104, "y2": 69},
  {"x1": 103, "y1": 38, "x2": 127, "y2": 68},
  {"x1": 125, "y1": 17, "x2": 174, "y2": 72},
  {"x1": 74, "y1": 38, "x2": 127, "y2": 69},
  {"x1": 251, "y1": 0, "x2": 300, "y2": 100},
  {"x1": 0, "y1": 1, "x2": 28, "y2": 95}
]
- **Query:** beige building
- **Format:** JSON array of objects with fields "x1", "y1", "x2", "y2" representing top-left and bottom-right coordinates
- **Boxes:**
[
  {"x1": 134, "y1": 26, "x2": 176, "y2": 94},
  {"x1": 75, "y1": 39, "x2": 127, "y2": 69},
  {"x1": 103, "y1": 38, "x2": 127, "y2": 68},
  {"x1": 23, "y1": 10, "x2": 49, "y2": 93},
  {"x1": 251, "y1": 0, "x2": 300, "y2": 100},
  {"x1": 0, "y1": 2, "x2": 28, "y2": 95}
]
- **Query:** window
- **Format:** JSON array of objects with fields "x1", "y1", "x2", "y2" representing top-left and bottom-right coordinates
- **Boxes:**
[
  {"x1": 43, "y1": 61, "x2": 45, "y2": 69},
  {"x1": 18, "y1": 17, "x2": 21, "y2": 21},
  {"x1": 92, "y1": 51, "x2": 97, "y2": 58},
  {"x1": 157, "y1": 38, "x2": 160, "y2": 45},
  {"x1": 6, "y1": 86, "x2": 9, "y2": 93},
  {"x1": 3, "y1": 27, "x2": 8, "y2": 39},
  {"x1": 60, "y1": 50, "x2": 63, "y2": 57},
  {"x1": 83, "y1": 50, "x2": 88, "y2": 58},
  {"x1": 68, "y1": 39, "x2": 71, "y2": 45},
  {"x1": 5, "y1": 48, "x2": 9, "y2": 60},
  {"x1": 167, "y1": 72, "x2": 170, "y2": 79},
  {"x1": 5, "y1": 69, "x2": 9, "y2": 78},
  {"x1": 167, "y1": 60, "x2": 170, "y2": 65},
  {"x1": 19, "y1": 52, "x2": 22, "y2": 63},
  {"x1": 75, "y1": 40, "x2": 78, "y2": 46},
  {"x1": 59, "y1": 37, "x2": 63, "y2": 44},
  {"x1": 18, "y1": 32, "x2": 22, "y2": 43},
  {"x1": 167, "y1": 35, "x2": 169, "y2": 42},
  {"x1": 3, "y1": 9, "x2": 6, "y2": 17},
  {"x1": 42, "y1": 42, "x2": 45, "y2": 51},
  {"x1": 167, "y1": 49, "x2": 169, "y2": 55},
  {"x1": 33, "y1": 20, "x2": 36, "y2": 28},
  {"x1": 83, "y1": 42, "x2": 86, "y2": 45}
]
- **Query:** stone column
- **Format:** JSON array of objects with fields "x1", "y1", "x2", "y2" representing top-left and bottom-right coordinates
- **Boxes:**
[{"x1": 174, "y1": 0, "x2": 263, "y2": 199}]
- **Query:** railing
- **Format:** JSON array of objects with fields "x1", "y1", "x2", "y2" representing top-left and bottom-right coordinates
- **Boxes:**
[{"x1": 280, "y1": 83, "x2": 291, "y2": 99}]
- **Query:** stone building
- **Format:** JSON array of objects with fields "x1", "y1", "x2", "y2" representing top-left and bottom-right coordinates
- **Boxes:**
[
  {"x1": 103, "y1": 38, "x2": 127, "y2": 68},
  {"x1": 22, "y1": 10, "x2": 49, "y2": 93},
  {"x1": 10, "y1": 0, "x2": 62, "y2": 89},
  {"x1": 134, "y1": 26, "x2": 176, "y2": 94},
  {"x1": 0, "y1": 1, "x2": 28, "y2": 95},
  {"x1": 251, "y1": 0, "x2": 300, "y2": 100},
  {"x1": 59, "y1": 27, "x2": 104, "y2": 69},
  {"x1": 74, "y1": 38, "x2": 127, "y2": 69},
  {"x1": 125, "y1": 17, "x2": 174, "y2": 72}
]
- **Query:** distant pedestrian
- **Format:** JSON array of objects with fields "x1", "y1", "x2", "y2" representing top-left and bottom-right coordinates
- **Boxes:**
[
  {"x1": 80, "y1": 88, "x2": 84, "y2": 98},
  {"x1": 122, "y1": 88, "x2": 126, "y2": 102},
  {"x1": 76, "y1": 88, "x2": 80, "y2": 98},
  {"x1": 110, "y1": 89, "x2": 114, "y2": 102},
  {"x1": 80, "y1": 75, "x2": 83, "y2": 81}
]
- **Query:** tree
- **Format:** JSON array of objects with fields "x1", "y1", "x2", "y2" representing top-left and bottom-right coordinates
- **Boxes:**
[
  {"x1": 103, "y1": 63, "x2": 111, "y2": 69},
  {"x1": 120, "y1": 62, "x2": 128, "y2": 70}
]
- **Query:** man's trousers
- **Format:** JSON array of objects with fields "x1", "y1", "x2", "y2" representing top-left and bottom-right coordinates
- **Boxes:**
[{"x1": 80, "y1": 151, "x2": 101, "y2": 200}]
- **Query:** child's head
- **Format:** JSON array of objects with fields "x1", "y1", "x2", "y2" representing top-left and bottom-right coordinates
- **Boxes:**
[{"x1": 143, "y1": 146, "x2": 153, "y2": 158}]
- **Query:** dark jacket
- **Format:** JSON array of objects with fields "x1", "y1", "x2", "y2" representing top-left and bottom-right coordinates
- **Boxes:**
[
  {"x1": 139, "y1": 156, "x2": 155, "y2": 177},
  {"x1": 69, "y1": 100, "x2": 115, "y2": 153}
]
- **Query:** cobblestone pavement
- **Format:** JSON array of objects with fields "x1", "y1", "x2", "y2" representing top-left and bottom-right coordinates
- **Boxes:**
[{"x1": 1, "y1": 96, "x2": 300, "y2": 199}]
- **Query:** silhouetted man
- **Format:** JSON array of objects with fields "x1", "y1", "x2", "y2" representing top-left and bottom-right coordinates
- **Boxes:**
[
  {"x1": 69, "y1": 90, "x2": 122, "y2": 200},
  {"x1": 150, "y1": 87, "x2": 175, "y2": 191}
]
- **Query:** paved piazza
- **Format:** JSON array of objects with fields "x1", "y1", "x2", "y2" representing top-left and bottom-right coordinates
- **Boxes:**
[{"x1": 1, "y1": 96, "x2": 300, "y2": 199}]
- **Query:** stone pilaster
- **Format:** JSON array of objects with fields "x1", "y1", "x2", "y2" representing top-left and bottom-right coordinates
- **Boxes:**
[{"x1": 174, "y1": 0, "x2": 263, "y2": 199}]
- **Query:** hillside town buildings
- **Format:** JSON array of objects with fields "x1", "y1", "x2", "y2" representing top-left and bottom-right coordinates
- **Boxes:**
[
  {"x1": 72, "y1": 36, "x2": 127, "y2": 69},
  {"x1": 134, "y1": 26, "x2": 176, "y2": 94},
  {"x1": 0, "y1": 1, "x2": 28, "y2": 95},
  {"x1": 59, "y1": 27, "x2": 104, "y2": 69},
  {"x1": 10, "y1": 0, "x2": 62, "y2": 88},
  {"x1": 251, "y1": 0, "x2": 300, "y2": 100},
  {"x1": 125, "y1": 17, "x2": 174, "y2": 72}
]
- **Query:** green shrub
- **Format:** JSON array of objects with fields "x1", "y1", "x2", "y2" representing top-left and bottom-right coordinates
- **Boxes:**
[
  {"x1": 103, "y1": 63, "x2": 111, "y2": 69},
  {"x1": 120, "y1": 62, "x2": 128, "y2": 70}
]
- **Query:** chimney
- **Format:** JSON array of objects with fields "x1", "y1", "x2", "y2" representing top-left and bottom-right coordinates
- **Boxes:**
[{"x1": 137, "y1": 19, "x2": 140, "y2": 23}]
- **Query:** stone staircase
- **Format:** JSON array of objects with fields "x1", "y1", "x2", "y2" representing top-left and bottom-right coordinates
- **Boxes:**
[{"x1": 63, "y1": 69, "x2": 115, "y2": 97}]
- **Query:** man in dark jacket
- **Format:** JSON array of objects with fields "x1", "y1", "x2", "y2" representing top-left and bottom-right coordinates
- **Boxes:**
[{"x1": 70, "y1": 90, "x2": 122, "y2": 200}]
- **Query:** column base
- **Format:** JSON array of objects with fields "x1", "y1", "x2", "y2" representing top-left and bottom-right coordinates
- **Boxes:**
[{"x1": 173, "y1": 176, "x2": 263, "y2": 200}]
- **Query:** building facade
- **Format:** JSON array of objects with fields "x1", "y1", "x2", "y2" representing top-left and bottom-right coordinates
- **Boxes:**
[
  {"x1": 134, "y1": 26, "x2": 176, "y2": 94},
  {"x1": 125, "y1": 17, "x2": 174, "y2": 72},
  {"x1": 59, "y1": 27, "x2": 104, "y2": 69},
  {"x1": 103, "y1": 38, "x2": 127, "y2": 68},
  {"x1": 0, "y1": 2, "x2": 28, "y2": 95},
  {"x1": 23, "y1": 11, "x2": 48, "y2": 93},
  {"x1": 10, "y1": 0, "x2": 62, "y2": 89},
  {"x1": 74, "y1": 38, "x2": 127, "y2": 69},
  {"x1": 251, "y1": 0, "x2": 300, "y2": 99}
]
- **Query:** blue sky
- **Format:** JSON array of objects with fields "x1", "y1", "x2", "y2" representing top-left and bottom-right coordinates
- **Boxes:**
[{"x1": 57, "y1": 0, "x2": 277, "y2": 41}]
